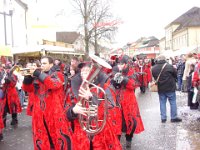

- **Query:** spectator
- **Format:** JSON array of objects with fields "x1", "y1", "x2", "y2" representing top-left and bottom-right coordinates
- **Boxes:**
[
  {"x1": 182, "y1": 53, "x2": 196, "y2": 92},
  {"x1": 152, "y1": 55, "x2": 182, "y2": 123},
  {"x1": 14, "y1": 65, "x2": 25, "y2": 108},
  {"x1": 176, "y1": 57, "x2": 185, "y2": 91}
]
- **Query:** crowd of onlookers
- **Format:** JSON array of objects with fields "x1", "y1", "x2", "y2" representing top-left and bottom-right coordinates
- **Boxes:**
[{"x1": 158, "y1": 53, "x2": 200, "y2": 110}]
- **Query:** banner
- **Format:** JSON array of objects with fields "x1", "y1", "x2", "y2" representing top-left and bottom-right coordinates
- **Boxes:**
[{"x1": 0, "y1": 45, "x2": 12, "y2": 57}]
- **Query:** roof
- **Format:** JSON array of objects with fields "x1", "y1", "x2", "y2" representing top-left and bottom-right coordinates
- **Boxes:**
[
  {"x1": 15, "y1": 0, "x2": 28, "y2": 10},
  {"x1": 147, "y1": 39, "x2": 159, "y2": 47},
  {"x1": 166, "y1": 7, "x2": 200, "y2": 30},
  {"x1": 56, "y1": 32, "x2": 81, "y2": 44}
]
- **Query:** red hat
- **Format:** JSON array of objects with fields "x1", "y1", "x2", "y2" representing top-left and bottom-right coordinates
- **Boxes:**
[{"x1": 110, "y1": 55, "x2": 116, "y2": 60}]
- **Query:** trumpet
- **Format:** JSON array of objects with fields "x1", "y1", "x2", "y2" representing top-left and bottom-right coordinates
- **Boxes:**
[
  {"x1": 20, "y1": 67, "x2": 41, "y2": 76},
  {"x1": 20, "y1": 68, "x2": 31, "y2": 71}
]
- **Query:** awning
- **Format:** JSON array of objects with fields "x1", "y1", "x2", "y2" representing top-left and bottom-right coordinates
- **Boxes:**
[
  {"x1": 47, "y1": 51, "x2": 85, "y2": 55},
  {"x1": 0, "y1": 45, "x2": 13, "y2": 56},
  {"x1": 173, "y1": 46, "x2": 198, "y2": 56},
  {"x1": 12, "y1": 45, "x2": 84, "y2": 56},
  {"x1": 11, "y1": 45, "x2": 41, "y2": 55},
  {"x1": 160, "y1": 50, "x2": 175, "y2": 58}
]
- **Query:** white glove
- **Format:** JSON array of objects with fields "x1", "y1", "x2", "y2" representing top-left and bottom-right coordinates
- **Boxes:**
[
  {"x1": 78, "y1": 83, "x2": 93, "y2": 100},
  {"x1": 1, "y1": 79, "x2": 5, "y2": 85},
  {"x1": 72, "y1": 102, "x2": 87, "y2": 116},
  {"x1": 72, "y1": 102, "x2": 98, "y2": 117}
]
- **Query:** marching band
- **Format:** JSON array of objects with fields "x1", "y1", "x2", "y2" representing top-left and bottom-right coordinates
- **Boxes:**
[{"x1": 0, "y1": 51, "x2": 182, "y2": 149}]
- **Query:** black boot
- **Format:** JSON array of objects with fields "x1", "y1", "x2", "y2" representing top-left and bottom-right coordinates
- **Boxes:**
[
  {"x1": 0, "y1": 133, "x2": 3, "y2": 141},
  {"x1": 3, "y1": 118, "x2": 6, "y2": 128},
  {"x1": 10, "y1": 119, "x2": 18, "y2": 125},
  {"x1": 126, "y1": 141, "x2": 132, "y2": 148},
  {"x1": 11, "y1": 113, "x2": 18, "y2": 126},
  {"x1": 190, "y1": 102, "x2": 199, "y2": 110},
  {"x1": 171, "y1": 117, "x2": 182, "y2": 123}
]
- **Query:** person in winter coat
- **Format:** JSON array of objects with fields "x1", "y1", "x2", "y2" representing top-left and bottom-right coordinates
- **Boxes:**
[
  {"x1": 151, "y1": 55, "x2": 182, "y2": 123},
  {"x1": 182, "y1": 53, "x2": 196, "y2": 92},
  {"x1": 23, "y1": 56, "x2": 72, "y2": 150},
  {"x1": 176, "y1": 57, "x2": 185, "y2": 91},
  {"x1": 112, "y1": 55, "x2": 144, "y2": 148},
  {"x1": 0, "y1": 64, "x2": 22, "y2": 141},
  {"x1": 66, "y1": 60, "x2": 122, "y2": 150}
]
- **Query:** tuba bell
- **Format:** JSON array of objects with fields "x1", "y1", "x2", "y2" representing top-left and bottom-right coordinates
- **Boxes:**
[{"x1": 78, "y1": 54, "x2": 112, "y2": 137}]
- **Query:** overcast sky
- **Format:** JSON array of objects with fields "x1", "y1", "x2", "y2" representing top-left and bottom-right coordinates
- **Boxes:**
[
  {"x1": 111, "y1": 0, "x2": 200, "y2": 48},
  {"x1": 29, "y1": 0, "x2": 200, "y2": 48}
]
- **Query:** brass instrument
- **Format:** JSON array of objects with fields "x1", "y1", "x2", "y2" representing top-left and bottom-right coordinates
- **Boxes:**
[
  {"x1": 20, "y1": 68, "x2": 31, "y2": 71},
  {"x1": 20, "y1": 67, "x2": 42, "y2": 76},
  {"x1": 0, "y1": 65, "x2": 21, "y2": 87},
  {"x1": 78, "y1": 54, "x2": 112, "y2": 137},
  {"x1": 10, "y1": 65, "x2": 21, "y2": 74},
  {"x1": 20, "y1": 68, "x2": 31, "y2": 76},
  {"x1": 0, "y1": 69, "x2": 6, "y2": 88}
]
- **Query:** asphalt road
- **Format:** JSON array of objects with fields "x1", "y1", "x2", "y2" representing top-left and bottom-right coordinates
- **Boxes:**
[{"x1": 0, "y1": 89, "x2": 199, "y2": 150}]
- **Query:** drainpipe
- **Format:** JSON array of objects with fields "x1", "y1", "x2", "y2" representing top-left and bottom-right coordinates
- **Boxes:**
[
  {"x1": 187, "y1": 28, "x2": 189, "y2": 47},
  {"x1": 3, "y1": 12, "x2": 7, "y2": 45},
  {"x1": 10, "y1": 10, "x2": 14, "y2": 47}
]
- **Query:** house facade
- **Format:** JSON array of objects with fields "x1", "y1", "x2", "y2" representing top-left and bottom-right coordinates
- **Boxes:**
[
  {"x1": 0, "y1": 0, "x2": 27, "y2": 47},
  {"x1": 161, "y1": 7, "x2": 200, "y2": 55},
  {"x1": 127, "y1": 37, "x2": 160, "y2": 59},
  {"x1": 0, "y1": 0, "x2": 27, "y2": 62},
  {"x1": 56, "y1": 31, "x2": 95, "y2": 54}
]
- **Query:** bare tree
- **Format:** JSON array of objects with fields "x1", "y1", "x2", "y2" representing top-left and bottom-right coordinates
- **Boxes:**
[
  {"x1": 91, "y1": 1, "x2": 119, "y2": 54},
  {"x1": 71, "y1": 0, "x2": 119, "y2": 56}
]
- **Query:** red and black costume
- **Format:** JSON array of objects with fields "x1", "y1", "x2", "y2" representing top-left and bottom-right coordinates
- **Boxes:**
[
  {"x1": 66, "y1": 70, "x2": 122, "y2": 150},
  {"x1": 0, "y1": 68, "x2": 5, "y2": 140},
  {"x1": 23, "y1": 68, "x2": 72, "y2": 150},
  {"x1": 22, "y1": 83, "x2": 34, "y2": 116},
  {"x1": 143, "y1": 60, "x2": 152, "y2": 84},
  {"x1": 2, "y1": 67, "x2": 22, "y2": 126},
  {"x1": 112, "y1": 55, "x2": 144, "y2": 143},
  {"x1": 191, "y1": 63, "x2": 200, "y2": 108},
  {"x1": 137, "y1": 60, "x2": 148, "y2": 85}
]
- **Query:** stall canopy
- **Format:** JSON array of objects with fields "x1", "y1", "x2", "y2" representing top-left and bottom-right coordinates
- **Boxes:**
[
  {"x1": 0, "y1": 45, "x2": 12, "y2": 56},
  {"x1": 161, "y1": 46, "x2": 199, "y2": 58},
  {"x1": 160, "y1": 50, "x2": 175, "y2": 58},
  {"x1": 173, "y1": 46, "x2": 197, "y2": 56},
  {"x1": 12, "y1": 45, "x2": 84, "y2": 56}
]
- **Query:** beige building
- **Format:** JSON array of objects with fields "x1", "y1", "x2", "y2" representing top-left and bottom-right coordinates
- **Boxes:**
[{"x1": 160, "y1": 7, "x2": 200, "y2": 55}]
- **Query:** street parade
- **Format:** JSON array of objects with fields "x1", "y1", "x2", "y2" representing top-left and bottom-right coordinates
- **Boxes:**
[{"x1": 0, "y1": 0, "x2": 200, "y2": 150}]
